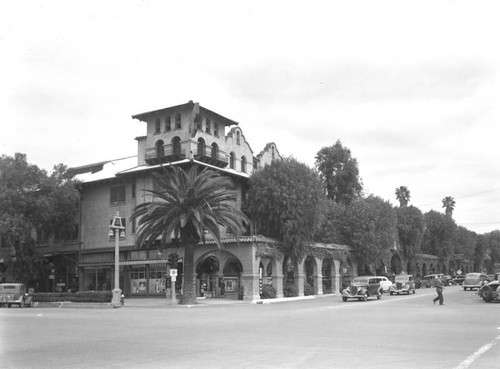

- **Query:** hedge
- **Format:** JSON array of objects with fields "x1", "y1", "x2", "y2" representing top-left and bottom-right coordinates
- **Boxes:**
[{"x1": 32, "y1": 291, "x2": 113, "y2": 303}]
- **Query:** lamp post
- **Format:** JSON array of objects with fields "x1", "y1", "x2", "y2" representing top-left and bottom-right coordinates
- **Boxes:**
[{"x1": 109, "y1": 211, "x2": 125, "y2": 308}]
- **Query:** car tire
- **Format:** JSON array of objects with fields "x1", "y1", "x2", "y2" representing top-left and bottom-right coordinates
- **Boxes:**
[
  {"x1": 463, "y1": 287, "x2": 467, "y2": 291},
  {"x1": 342, "y1": 297, "x2": 347, "y2": 302},
  {"x1": 482, "y1": 286, "x2": 493, "y2": 303},
  {"x1": 363, "y1": 293, "x2": 368, "y2": 302},
  {"x1": 377, "y1": 294, "x2": 381, "y2": 300},
  {"x1": 390, "y1": 291, "x2": 394, "y2": 295}
]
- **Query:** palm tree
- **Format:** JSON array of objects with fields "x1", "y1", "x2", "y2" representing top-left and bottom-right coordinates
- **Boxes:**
[
  {"x1": 442, "y1": 196, "x2": 456, "y2": 217},
  {"x1": 395, "y1": 186, "x2": 410, "y2": 207},
  {"x1": 131, "y1": 165, "x2": 249, "y2": 305}
]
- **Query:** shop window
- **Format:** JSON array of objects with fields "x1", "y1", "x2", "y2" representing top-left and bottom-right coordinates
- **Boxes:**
[{"x1": 110, "y1": 186, "x2": 126, "y2": 205}]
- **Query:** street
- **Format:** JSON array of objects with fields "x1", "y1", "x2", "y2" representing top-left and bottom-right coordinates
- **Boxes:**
[{"x1": 1, "y1": 286, "x2": 499, "y2": 369}]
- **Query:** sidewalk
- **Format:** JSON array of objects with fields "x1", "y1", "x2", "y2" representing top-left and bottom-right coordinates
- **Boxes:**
[{"x1": 31, "y1": 293, "x2": 339, "y2": 309}]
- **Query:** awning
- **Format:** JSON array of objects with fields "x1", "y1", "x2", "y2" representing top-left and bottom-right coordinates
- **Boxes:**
[{"x1": 120, "y1": 260, "x2": 168, "y2": 266}]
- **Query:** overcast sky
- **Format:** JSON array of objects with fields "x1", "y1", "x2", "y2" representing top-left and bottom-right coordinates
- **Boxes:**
[{"x1": 1, "y1": 1, "x2": 499, "y2": 234}]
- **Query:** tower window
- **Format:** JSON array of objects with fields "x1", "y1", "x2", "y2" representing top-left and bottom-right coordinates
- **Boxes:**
[
  {"x1": 230, "y1": 152, "x2": 235, "y2": 169},
  {"x1": 110, "y1": 186, "x2": 126, "y2": 205},
  {"x1": 241, "y1": 156, "x2": 247, "y2": 173},
  {"x1": 155, "y1": 118, "x2": 161, "y2": 133},
  {"x1": 165, "y1": 116, "x2": 171, "y2": 131},
  {"x1": 206, "y1": 119, "x2": 211, "y2": 134},
  {"x1": 214, "y1": 122, "x2": 219, "y2": 137},
  {"x1": 175, "y1": 113, "x2": 181, "y2": 129},
  {"x1": 236, "y1": 131, "x2": 241, "y2": 145}
]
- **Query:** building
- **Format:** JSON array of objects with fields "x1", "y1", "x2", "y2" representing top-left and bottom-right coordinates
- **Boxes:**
[{"x1": 66, "y1": 101, "x2": 348, "y2": 300}]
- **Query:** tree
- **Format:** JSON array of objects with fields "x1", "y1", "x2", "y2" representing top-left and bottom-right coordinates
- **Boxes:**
[
  {"x1": 0, "y1": 153, "x2": 80, "y2": 285},
  {"x1": 314, "y1": 199, "x2": 347, "y2": 245},
  {"x1": 342, "y1": 196, "x2": 397, "y2": 275},
  {"x1": 131, "y1": 165, "x2": 248, "y2": 305},
  {"x1": 315, "y1": 140, "x2": 363, "y2": 205},
  {"x1": 247, "y1": 157, "x2": 325, "y2": 259},
  {"x1": 421, "y1": 210, "x2": 457, "y2": 261},
  {"x1": 442, "y1": 196, "x2": 456, "y2": 217},
  {"x1": 395, "y1": 186, "x2": 411, "y2": 207},
  {"x1": 395, "y1": 205, "x2": 424, "y2": 272}
]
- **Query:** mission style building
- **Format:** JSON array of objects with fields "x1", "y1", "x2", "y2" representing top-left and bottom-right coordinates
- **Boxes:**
[{"x1": 0, "y1": 101, "x2": 474, "y2": 299}]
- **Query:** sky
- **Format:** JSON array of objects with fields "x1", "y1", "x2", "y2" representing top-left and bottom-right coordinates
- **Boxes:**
[{"x1": 1, "y1": 1, "x2": 499, "y2": 234}]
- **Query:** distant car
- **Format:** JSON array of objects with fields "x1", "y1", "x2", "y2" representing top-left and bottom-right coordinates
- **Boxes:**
[
  {"x1": 463, "y1": 273, "x2": 487, "y2": 291},
  {"x1": 374, "y1": 276, "x2": 393, "y2": 293},
  {"x1": 452, "y1": 275, "x2": 465, "y2": 285},
  {"x1": 479, "y1": 280, "x2": 500, "y2": 302},
  {"x1": 420, "y1": 274, "x2": 444, "y2": 288},
  {"x1": 390, "y1": 274, "x2": 416, "y2": 295},
  {"x1": 0, "y1": 283, "x2": 32, "y2": 308},
  {"x1": 342, "y1": 276, "x2": 382, "y2": 302},
  {"x1": 443, "y1": 275, "x2": 454, "y2": 286}
]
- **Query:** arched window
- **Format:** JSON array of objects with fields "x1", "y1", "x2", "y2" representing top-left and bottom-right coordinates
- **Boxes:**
[
  {"x1": 236, "y1": 131, "x2": 241, "y2": 145},
  {"x1": 165, "y1": 116, "x2": 171, "y2": 131},
  {"x1": 206, "y1": 118, "x2": 211, "y2": 134},
  {"x1": 211, "y1": 142, "x2": 218, "y2": 160},
  {"x1": 241, "y1": 156, "x2": 247, "y2": 173},
  {"x1": 172, "y1": 136, "x2": 181, "y2": 156},
  {"x1": 197, "y1": 138, "x2": 206, "y2": 156},
  {"x1": 229, "y1": 152, "x2": 235, "y2": 169},
  {"x1": 155, "y1": 140, "x2": 164, "y2": 158},
  {"x1": 175, "y1": 113, "x2": 181, "y2": 129},
  {"x1": 155, "y1": 118, "x2": 161, "y2": 133}
]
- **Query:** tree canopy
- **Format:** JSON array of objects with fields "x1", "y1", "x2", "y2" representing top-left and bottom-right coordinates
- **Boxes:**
[
  {"x1": 0, "y1": 153, "x2": 80, "y2": 284},
  {"x1": 395, "y1": 186, "x2": 411, "y2": 207},
  {"x1": 247, "y1": 157, "x2": 325, "y2": 259},
  {"x1": 395, "y1": 205, "x2": 424, "y2": 265},
  {"x1": 421, "y1": 210, "x2": 457, "y2": 261},
  {"x1": 315, "y1": 140, "x2": 363, "y2": 205}
]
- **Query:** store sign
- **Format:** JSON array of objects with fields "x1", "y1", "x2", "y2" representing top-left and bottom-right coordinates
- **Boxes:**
[{"x1": 170, "y1": 269, "x2": 178, "y2": 281}]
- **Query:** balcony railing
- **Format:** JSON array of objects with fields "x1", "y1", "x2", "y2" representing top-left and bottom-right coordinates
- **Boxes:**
[
  {"x1": 193, "y1": 147, "x2": 228, "y2": 168},
  {"x1": 145, "y1": 144, "x2": 186, "y2": 164}
]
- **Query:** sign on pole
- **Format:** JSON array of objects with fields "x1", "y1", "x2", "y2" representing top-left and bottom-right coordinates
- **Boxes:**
[{"x1": 170, "y1": 269, "x2": 178, "y2": 282}]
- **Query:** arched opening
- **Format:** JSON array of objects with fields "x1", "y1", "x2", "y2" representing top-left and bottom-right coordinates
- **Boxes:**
[
  {"x1": 304, "y1": 256, "x2": 316, "y2": 295},
  {"x1": 211, "y1": 142, "x2": 218, "y2": 160},
  {"x1": 391, "y1": 253, "x2": 403, "y2": 275},
  {"x1": 155, "y1": 140, "x2": 164, "y2": 158},
  {"x1": 222, "y1": 258, "x2": 243, "y2": 299},
  {"x1": 282, "y1": 257, "x2": 295, "y2": 296},
  {"x1": 229, "y1": 152, "x2": 235, "y2": 169},
  {"x1": 422, "y1": 263, "x2": 428, "y2": 276},
  {"x1": 196, "y1": 256, "x2": 219, "y2": 298},
  {"x1": 197, "y1": 138, "x2": 206, "y2": 156},
  {"x1": 322, "y1": 259, "x2": 333, "y2": 294},
  {"x1": 241, "y1": 156, "x2": 247, "y2": 173},
  {"x1": 172, "y1": 136, "x2": 181, "y2": 156}
]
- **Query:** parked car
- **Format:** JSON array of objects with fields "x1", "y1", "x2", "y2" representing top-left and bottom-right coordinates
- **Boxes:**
[
  {"x1": 420, "y1": 274, "x2": 444, "y2": 288},
  {"x1": 0, "y1": 283, "x2": 32, "y2": 308},
  {"x1": 443, "y1": 275, "x2": 454, "y2": 286},
  {"x1": 452, "y1": 275, "x2": 465, "y2": 285},
  {"x1": 389, "y1": 274, "x2": 416, "y2": 295},
  {"x1": 374, "y1": 276, "x2": 393, "y2": 293},
  {"x1": 478, "y1": 280, "x2": 500, "y2": 302},
  {"x1": 463, "y1": 273, "x2": 487, "y2": 291},
  {"x1": 342, "y1": 276, "x2": 382, "y2": 302}
]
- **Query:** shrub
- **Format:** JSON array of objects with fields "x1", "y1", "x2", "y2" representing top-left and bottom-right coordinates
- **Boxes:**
[
  {"x1": 32, "y1": 291, "x2": 113, "y2": 303},
  {"x1": 304, "y1": 283, "x2": 315, "y2": 296},
  {"x1": 260, "y1": 284, "x2": 276, "y2": 299},
  {"x1": 284, "y1": 285, "x2": 298, "y2": 297}
]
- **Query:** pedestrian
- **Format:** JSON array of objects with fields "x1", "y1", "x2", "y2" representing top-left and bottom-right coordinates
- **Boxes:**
[
  {"x1": 433, "y1": 277, "x2": 444, "y2": 305},
  {"x1": 220, "y1": 280, "x2": 226, "y2": 298}
]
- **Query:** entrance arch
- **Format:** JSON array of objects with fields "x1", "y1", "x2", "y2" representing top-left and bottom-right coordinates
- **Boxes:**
[{"x1": 391, "y1": 253, "x2": 403, "y2": 275}]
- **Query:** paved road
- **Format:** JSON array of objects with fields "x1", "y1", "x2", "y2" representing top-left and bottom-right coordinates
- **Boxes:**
[{"x1": 1, "y1": 286, "x2": 499, "y2": 369}]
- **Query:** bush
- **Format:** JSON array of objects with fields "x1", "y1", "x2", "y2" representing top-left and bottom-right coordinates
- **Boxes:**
[
  {"x1": 304, "y1": 283, "x2": 315, "y2": 296},
  {"x1": 32, "y1": 291, "x2": 113, "y2": 303},
  {"x1": 284, "y1": 285, "x2": 298, "y2": 297},
  {"x1": 260, "y1": 284, "x2": 276, "y2": 299}
]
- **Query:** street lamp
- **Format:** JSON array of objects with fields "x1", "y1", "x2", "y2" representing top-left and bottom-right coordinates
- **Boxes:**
[{"x1": 109, "y1": 211, "x2": 125, "y2": 308}]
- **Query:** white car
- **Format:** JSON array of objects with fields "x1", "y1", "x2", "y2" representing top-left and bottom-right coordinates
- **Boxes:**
[{"x1": 374, "y1": 276, "x2": 393, "y2": 293}]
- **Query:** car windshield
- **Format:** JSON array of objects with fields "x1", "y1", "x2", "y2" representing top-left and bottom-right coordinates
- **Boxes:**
[
  {"x1": 352, "y1": 277, "x2": 369, "y2": 284},
  {"x1": 395, "y1": 276, "x2": 409, "y2": 282}
]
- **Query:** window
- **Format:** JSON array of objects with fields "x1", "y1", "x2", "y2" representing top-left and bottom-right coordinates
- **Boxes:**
[
  {"x1": 155, "y1": 118, "x2": 161, "y2": 133},
  {"x1": 236, "y1": 131, "x2": 241, "y2": 145},
  {"x1": 241, "y1": 156, "x2": 247, "y2": 173},
  {"x1": 206, "y1": 118, "x2": 211, "y2": 134},
  {"x1": 195, "y1": 114, "x2": 202, "y2": 131},
  {"x1": 165, "y1": 116, "x2": 171, "y2": 131},
  {"x1": 172, "y1": 136, "x2": 181, "y2": 156},
  {"x1": 175, "y1": 113, "x2": 181, "y2": 129},
  {"x1": 132, "y1": 183, "x2": 136, "y2": 199},
  {"x1": 214, "y1": 122, "x2": 219, "y2": 137},
  {"x1": 229, "y1": 152, "x2": 235, "y2": 169},
  {"x1": 110, "y1": 186, "x2": 126, "y2": 205},
  {"x1": 197, "y1": 138, "x2": 206, "y2": 156},
  {"x1": 211, "y1": 142, "x2": 218, "y2": 160},
  {"x1": 155, "y1": 140, "x2": 165, "y2": 158}
]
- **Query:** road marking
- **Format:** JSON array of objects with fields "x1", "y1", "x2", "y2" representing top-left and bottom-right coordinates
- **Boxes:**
[{"x1": 453, "y1": 334, "x2": 500, "y2": 369}]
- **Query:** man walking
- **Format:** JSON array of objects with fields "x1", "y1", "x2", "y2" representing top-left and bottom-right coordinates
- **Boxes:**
[{"x1": 433, "y1": 277, "x2": 444, "y2": 305}]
